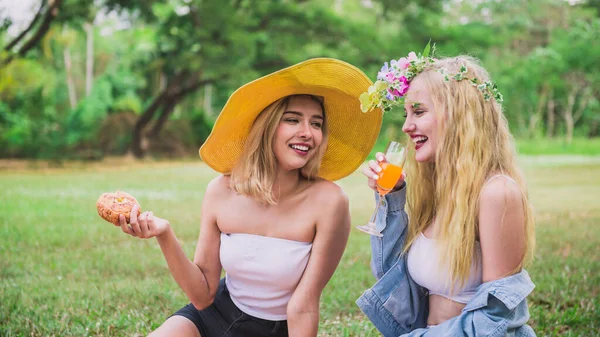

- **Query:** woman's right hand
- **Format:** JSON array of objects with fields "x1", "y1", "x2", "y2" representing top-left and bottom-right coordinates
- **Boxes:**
[
  {"x1": 362, "y1": 152, "x2": 406, "y2": 192},
  {"x1": 118, "y1": 204, "x2": 170, "y2": 239}
]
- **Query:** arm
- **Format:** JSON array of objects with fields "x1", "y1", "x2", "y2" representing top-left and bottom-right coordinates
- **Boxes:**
[
  {"x1": 121, "y1": 177, "x2": 224, "y2": 310},
  {"x1": 286, "y1": 186, "x2": 351, "y2": 337},
  {"x1": 370, "y1": 186, "x2": 409, "y2": 279},
  {"x1": 363, "y1": 153, "x2": 409, "y2": 279},
  {"x1": 478, "y1": 177, "x2": 526, "y2": 282}
]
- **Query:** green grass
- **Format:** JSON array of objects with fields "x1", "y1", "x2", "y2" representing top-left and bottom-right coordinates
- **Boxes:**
[
  {"x1": 517, "y1": 138, "x2": 600, "y2": 156},
  {"x1": 1, "y1": 157, "x2": 599, "y2": 336}
]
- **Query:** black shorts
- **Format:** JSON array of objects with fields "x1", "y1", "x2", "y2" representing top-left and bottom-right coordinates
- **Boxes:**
[{"x1": 171, "y1": 278, "x2": 288, "y2": 337}]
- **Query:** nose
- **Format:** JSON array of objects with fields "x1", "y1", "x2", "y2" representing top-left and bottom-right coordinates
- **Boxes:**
[
  {"x1": 402, "y1": 118, "x2": 415, "y2": 133},
  {"x1": 296, "y1": 121, "x2": 312, "y2": 139}
]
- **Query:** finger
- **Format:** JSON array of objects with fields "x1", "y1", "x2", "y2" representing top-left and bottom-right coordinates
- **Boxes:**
[
  {"x1": 376, "y1": 152, "x2": 388, "y2": 164},
  {"x1": 130, "y1": 209, "x2": 142, "y2": 235},
  {"x1": 139, "y1": 211, "x2": 149, "y2": 238},
  {"x1": 368, "y1": 160, "x2": 383, "y2": 174},
  {"x1": 145, "y1": 211, "x2": 154, "y2": 238},
  {"x1": 362, "y1": 167, "x2": 377, "y2": 191},
  {"x1": 363, "y1": 162, "x2": 380, "y2": 179},
  {"x1": 130, "y1": 204, "x2": 139, "y2": 224},
  {"x1": 119, "y1": 214, "x2": 135, "y2": 236}
]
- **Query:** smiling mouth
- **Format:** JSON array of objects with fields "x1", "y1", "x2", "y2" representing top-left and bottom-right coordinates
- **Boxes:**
[
  {"x1": 290, "y1": 144, "x2": 310, "y2": 154},
  {"x1": 412, "y1": 136, "x2": 428, "y2": 149}
]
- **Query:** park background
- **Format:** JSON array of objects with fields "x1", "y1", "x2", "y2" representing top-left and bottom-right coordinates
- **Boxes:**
[{"x1": 1, "y1": 0, "x2": 598, "y2": 336}]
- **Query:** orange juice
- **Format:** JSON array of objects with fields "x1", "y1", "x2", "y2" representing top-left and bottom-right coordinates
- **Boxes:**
[{"x1": 376, "y1": 163, "x2": 403, "y2": 195}]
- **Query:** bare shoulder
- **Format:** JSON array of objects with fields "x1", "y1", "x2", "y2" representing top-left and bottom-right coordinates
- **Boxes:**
[
  {"x1": 479, "y1": 175, "x2": 525, "y2": 233},
  {"x1": 304, "y1": 179, "x2": 350, "y2": 228},
  {"x1": 308, "y1": 178, "x2": 349, "y2": 206},
  {"x1": 479, "y1": 176, "x2": 523, "y2": 207},
  {"x1": 204, "y1": 175, "x2": 233, "y2": 202}
]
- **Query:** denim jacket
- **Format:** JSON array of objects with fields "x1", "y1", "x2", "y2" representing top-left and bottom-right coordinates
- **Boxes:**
[{"x1": 356, "y1": 187, "x2": 536, "y2": 337}]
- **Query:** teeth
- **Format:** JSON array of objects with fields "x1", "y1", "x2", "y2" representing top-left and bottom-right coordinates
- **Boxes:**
[
  {"x1": 412, "y1": 136, "x2": 428, "y2": 143},
  {"x1": 291, "y1": 144, "x2": 309, "y2": 151}
]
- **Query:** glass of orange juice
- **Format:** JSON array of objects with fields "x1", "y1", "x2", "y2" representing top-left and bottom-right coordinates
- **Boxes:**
[{"x1": 356, "y1": 141, "x2": 406, "y2": 237}]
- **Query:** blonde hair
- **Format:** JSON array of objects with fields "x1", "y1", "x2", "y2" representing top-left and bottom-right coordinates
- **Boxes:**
[
  {"x1": 403, "y1": 56, "x2": 535, "y2": 292},
  {"x1": 230, "y1": 95, "x2": 328, "y2": 204}
]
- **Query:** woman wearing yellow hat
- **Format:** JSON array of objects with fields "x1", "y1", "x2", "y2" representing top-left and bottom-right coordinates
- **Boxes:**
[{"x1": 115, "y1": 58, "x2": 382, "y2": 337}]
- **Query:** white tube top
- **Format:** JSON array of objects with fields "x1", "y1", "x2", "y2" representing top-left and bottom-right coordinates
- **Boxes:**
[
  {"x1": 219, "y1": 233, "x2": 312, "y2": 320},
  {"x1": 407, "y1": 232, "x2": 482, "y2": 304}
]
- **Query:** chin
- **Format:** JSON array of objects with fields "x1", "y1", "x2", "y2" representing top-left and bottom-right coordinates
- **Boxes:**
[{"x1": 415, "y1": 153, "x2": 434, "y2": 163}]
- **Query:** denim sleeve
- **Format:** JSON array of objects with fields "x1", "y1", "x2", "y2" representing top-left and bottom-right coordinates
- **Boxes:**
[{"x1": 370, "y1": 186, "x2": 409, "y2": 280}]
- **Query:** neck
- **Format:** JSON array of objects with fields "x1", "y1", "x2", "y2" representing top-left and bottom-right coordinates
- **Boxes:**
[{"x1": 272, "y1": 168, "x2": 304, "y2": 201}]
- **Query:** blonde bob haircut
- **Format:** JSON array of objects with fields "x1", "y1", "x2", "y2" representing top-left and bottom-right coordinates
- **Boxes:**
[
  {"x1": 229, "y1": 94, "x2": 328, "y2": 205},
  {"x1": 403, "y1": 56, "x2": 535, "y2": 292}
]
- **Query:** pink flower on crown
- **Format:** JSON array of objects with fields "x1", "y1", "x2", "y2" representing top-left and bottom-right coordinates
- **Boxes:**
[
  {"x1": 385, "y1": 72, "x2": 397, "y2": 83},
  {"x1": 398, "y1": 52, "x2": 418, "y2": 69},
  {"x1": 398, "y1": 76, "x2": 410, "y2": 96}
]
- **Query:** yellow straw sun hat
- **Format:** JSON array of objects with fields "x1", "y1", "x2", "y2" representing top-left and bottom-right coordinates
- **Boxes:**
[{"x1": 199, "y1": 58, "x2": 382, "y2": 181}]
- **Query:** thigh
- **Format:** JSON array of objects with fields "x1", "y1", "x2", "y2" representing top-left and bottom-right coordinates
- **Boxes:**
[{"x1": 148, "y1": 315, "x2": 201, "y2": 337}]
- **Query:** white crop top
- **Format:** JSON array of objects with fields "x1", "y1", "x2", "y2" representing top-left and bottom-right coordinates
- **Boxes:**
[
  {"x1": 407, "y1": 232, "x2": 482, "y2": 303},
  {"x1": 219, "y1": 233, "x2": 312, "y2": 320},
  {"x1": 406, "y1": 174, "x2": 517, "y2": 304}
]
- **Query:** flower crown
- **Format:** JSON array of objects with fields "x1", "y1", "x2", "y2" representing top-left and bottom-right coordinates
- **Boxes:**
[{"x1": 360, "y1": 42, "x2": 503, "y2": 113}]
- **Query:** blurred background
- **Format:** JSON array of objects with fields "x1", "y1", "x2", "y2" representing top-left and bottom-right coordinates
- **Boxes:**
[
  {"x1": 1, "y1": 0, "x2": 599, "y2": 162},
  {"x1": 1, "y1": 1, "x2": 599, "y2": 336}
]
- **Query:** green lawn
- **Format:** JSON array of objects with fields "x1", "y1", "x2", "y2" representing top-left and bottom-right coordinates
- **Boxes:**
[{"x1": 1, "y1": 157, "x2": 599, "y2": 336}]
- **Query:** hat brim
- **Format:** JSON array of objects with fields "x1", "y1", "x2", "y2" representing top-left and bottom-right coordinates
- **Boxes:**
[{"x1": 199, "y1": 58, "x2": 382, "y2": 181}]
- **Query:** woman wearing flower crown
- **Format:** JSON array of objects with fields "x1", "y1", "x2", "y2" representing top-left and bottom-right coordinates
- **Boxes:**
[
  {"x1": 113, "y1": 59, "x2": 382, "y2": 337},
  {"x1": 356, "y1": 45, "x2": 536, "y2": 336}
]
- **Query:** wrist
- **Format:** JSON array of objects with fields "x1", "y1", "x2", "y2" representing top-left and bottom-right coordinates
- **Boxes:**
[{"x1": 157, "y1": 221, "x2": 172, "y2": 239}]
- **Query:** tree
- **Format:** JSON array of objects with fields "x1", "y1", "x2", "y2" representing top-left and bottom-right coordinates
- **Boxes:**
[{"x1": 1, "y1": 0, "x2": 63, "y2": 67}]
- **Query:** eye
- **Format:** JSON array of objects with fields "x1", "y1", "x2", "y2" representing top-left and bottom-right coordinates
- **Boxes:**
[
  {"x1": 311, "y1": 121, "x2": 323, "y2": 129},
  {"x1": 284, "y1": 118, "x2": 299, "y2": 124},
  {"x1": 414, "y1": 109, "x2": 426, "y2": 115}
]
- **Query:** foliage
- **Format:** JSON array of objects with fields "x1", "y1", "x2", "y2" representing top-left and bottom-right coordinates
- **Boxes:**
[{"x1": 0, "y1": 0, "x2": 599, "y2": 159}]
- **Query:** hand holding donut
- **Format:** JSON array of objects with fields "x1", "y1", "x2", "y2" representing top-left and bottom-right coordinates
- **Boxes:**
[
  {"x1": 96, "y1": 191, "x2": 169, "y2": 239},
  {"x1": 118, "y1": 204, "x2": 170, "y2": 239}
]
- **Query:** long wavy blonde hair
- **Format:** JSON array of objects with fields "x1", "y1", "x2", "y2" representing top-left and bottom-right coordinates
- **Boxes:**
[
  {"x1": 403, "y1": 56, "x2": 535, "y2": 291},
  {"x1": 230, "y1": 95, "x2": 328, "y2": 205}
]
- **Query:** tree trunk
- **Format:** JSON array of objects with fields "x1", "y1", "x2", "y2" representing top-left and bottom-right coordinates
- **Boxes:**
[
  {"x1": 3, "y1": 0, "x2": 45, "y2": 52},
  {"x1": 2, "y1": 0, "x2": 62, "y2": 67},
  {"x1": 546, "y1": 89, "x2": 555, "y2": 138},
  {"x1": 130, "y1": 76, "x2": 212, "y2": 158},
  {"x1": 573, "y1": 88, "x2": 592, "y2": 125},
  {"x1": 85, "y1": 22, "x2": 94, "y2": 96},
  {"x1": 17, "y1": 0, "x2": 62, "y2": 57},
  {"x1": 63, "y1": 46, "x2": 77, "y2": 109},
  {"x1": 564, "y1": 88, "x2": 577, "y2": 144},
  {"x1": 131, "y1": 91, "x2": 170, "y2": 158},
  {"x1": 150, "y1": 97, "x2": 178, "y2": 135},
  {"x1": 530, "y1": 84, "x2": 548, "y2": 137}
]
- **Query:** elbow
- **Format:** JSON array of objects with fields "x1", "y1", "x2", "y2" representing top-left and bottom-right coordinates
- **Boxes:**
[
  {"x1": 287, "y1": 300, "x2": 319, "y2": 321},
  {"x1": 190, "y1": 292, "x2": 216, "y2": 310},
  {"x1": 191, "y1": 297, "x2": 214, "y2": 311}
]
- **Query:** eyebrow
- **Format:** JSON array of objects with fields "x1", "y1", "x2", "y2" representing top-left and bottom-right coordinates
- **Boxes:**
[{"x1": 283, "y1": 110, "x2": 324, "y2": 120}]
